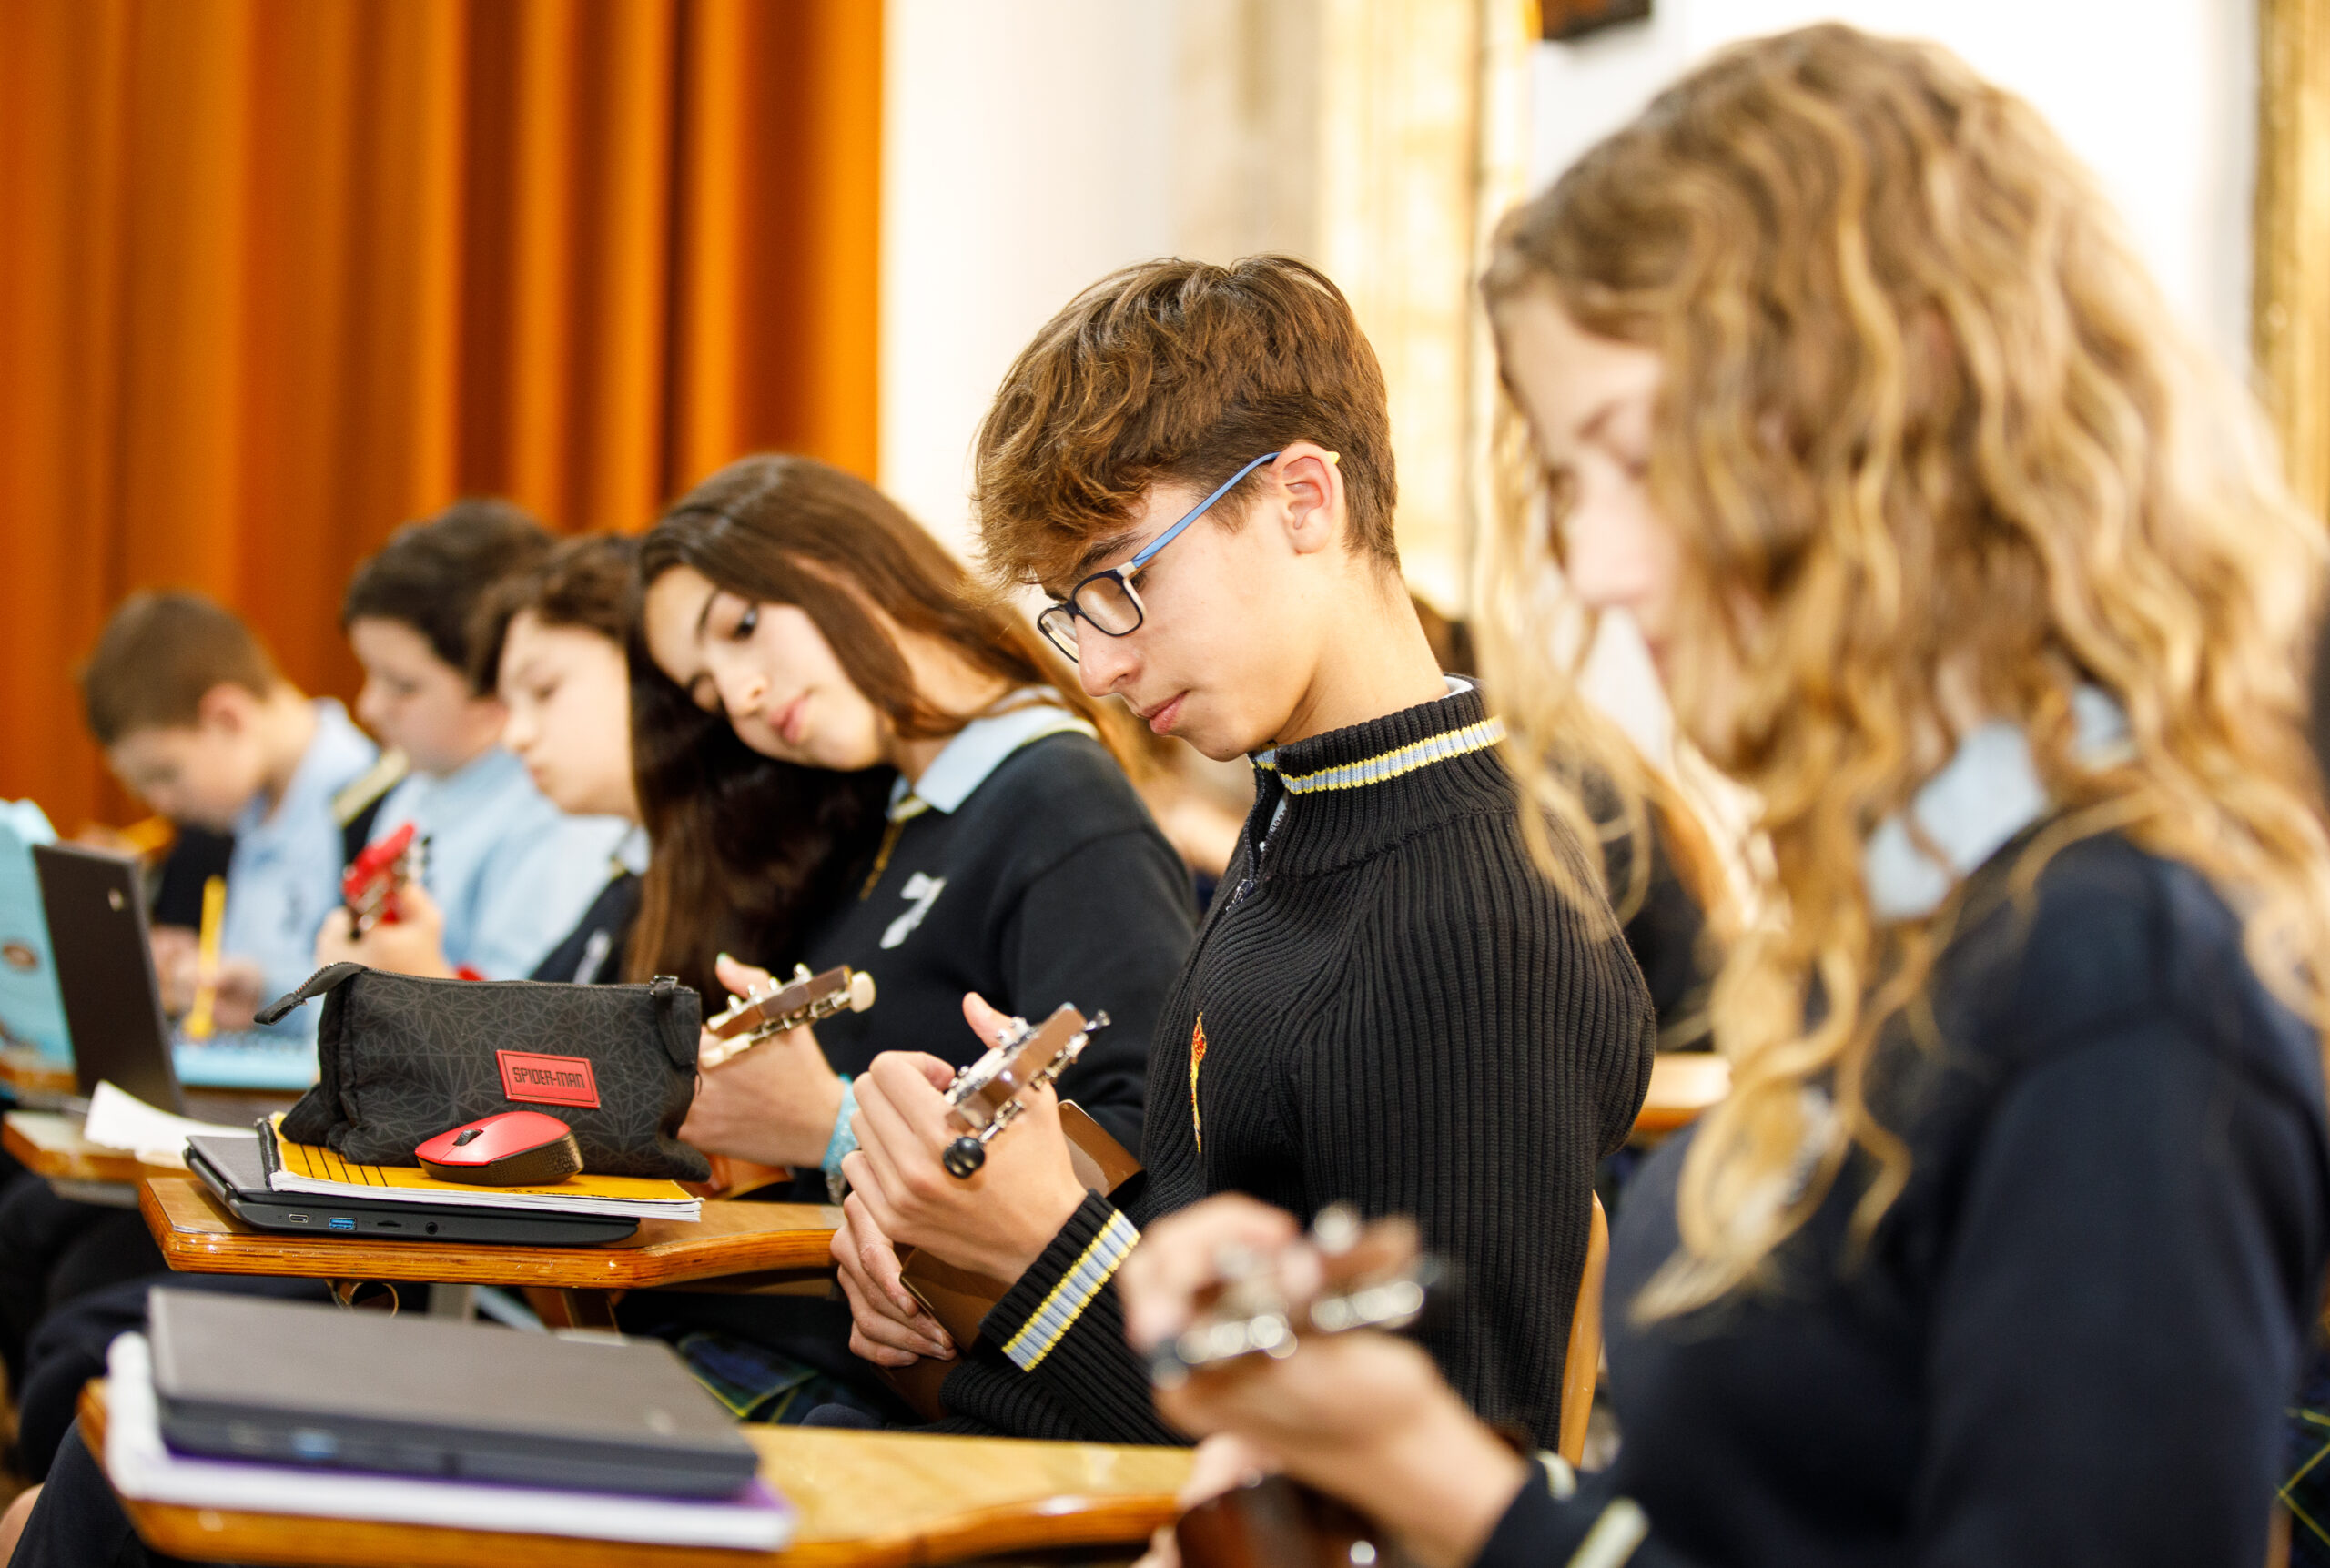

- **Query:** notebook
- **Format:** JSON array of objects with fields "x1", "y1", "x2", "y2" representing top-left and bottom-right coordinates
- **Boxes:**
[{"x1": 258, "y1": 1118, "x2": 702, "y2": 1223}]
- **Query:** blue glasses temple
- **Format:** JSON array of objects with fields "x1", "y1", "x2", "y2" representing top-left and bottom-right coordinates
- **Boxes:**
[{"x1": 1122, "y1": 450, "x2": 1282, "y2": 572}]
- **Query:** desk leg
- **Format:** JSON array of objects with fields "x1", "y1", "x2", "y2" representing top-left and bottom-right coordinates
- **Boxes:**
[
  {"x1": 521, "y1": 1286, "x2": 621, "y2": 1332},
  {"x1": 428, "y1": 1283, "x2": 477, "y2": 1321}
]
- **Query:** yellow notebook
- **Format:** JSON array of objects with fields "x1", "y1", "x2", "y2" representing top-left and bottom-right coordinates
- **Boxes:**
[{"x1": 261, "y1": 1118, "x2": 701, "y2": 1222}]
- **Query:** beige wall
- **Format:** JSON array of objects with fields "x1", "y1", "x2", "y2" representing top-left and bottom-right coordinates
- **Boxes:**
[
  {"x1": 1527, "y1": 2, "x2": 2260, "y2": 770},
  {"x1": 1531, "y1": 1, "x2": 2257, "y2": 374},
  {"x1": 879, "y1": 0, "x2": 1178, "y2": 561},
  {"x1": 882, "y1": 0, "x2": 1525, "y2": 618}
]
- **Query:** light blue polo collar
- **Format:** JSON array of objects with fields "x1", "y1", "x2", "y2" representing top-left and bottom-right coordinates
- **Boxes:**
[
  {"x1": 1863, "y1": 686, "x2": 2132, "y2": 921},
  {"x1": 887, "y1": 691, "x2": 1097, "y2": 818},
  {"x1": 234, "y1": 699, "x2": 375, "y2": 842},
  {"x1": 613, "y1": 824, "x2": 651, "y2": 876}
]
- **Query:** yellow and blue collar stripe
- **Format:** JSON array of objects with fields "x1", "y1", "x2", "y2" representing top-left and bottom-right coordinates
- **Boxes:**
[{"x1": 1253, "y1": 716, "x2": 1506, "y2": 795}]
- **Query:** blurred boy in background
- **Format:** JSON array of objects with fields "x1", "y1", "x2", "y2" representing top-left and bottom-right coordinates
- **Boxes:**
[
  {"x1": 317, "y1": 501, "x2": 628, "y2": 980},
  {"x1": 82, "y1": 592, "x2": 381, "y2": 1032}
]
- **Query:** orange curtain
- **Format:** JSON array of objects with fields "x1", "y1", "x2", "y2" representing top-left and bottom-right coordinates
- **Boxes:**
[{"x1": 0, "y1": 0, "x2": 881, "y2": 832}]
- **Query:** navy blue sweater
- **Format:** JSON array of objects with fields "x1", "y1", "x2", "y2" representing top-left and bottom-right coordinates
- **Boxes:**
[{"x1": 1482, "y1": 832, "x2": 2330, "y2": 1567}]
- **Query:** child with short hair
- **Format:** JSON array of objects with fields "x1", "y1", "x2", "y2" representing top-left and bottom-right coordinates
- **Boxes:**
[
  {"x1": 335, "y1": 533, "x2": 651, "y2": 986},
  {"x1": 3, "y1": 592, "x2": 376, "y2": 1451},
  {"x1": 82, "y1": 592, "x2": 380, "y2": 1030},
  {"x1": 317, "y1": 500, "x2": 628, "y2": 981},
  {"x1": 832, "y1": 256, "x2": 1656, "y2": 1448}
]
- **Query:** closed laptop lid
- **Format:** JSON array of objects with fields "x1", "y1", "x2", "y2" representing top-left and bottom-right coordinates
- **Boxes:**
[
  {"x1": 147, "y1": 1290, "x2": 755, "y2": 1485},
  {"x1": 31, "y1": 844, "x2": 181, "y2": 1111},
  {"x1": 184, "y1": 1133, "x2": 270, "y2": 1197}
]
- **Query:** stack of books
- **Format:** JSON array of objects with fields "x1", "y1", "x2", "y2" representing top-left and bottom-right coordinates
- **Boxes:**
[
  {"x1": 105, "y1": 1290, "x2": 795, "y2": 1550},
  {"x1": 258, "y1": 1116, "x2": 701, "y2": 1222}
]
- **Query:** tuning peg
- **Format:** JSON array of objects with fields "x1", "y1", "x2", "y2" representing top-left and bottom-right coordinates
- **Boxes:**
[{"x1": 943, "y1": 1137, "x2": 987, "y2": 1179}]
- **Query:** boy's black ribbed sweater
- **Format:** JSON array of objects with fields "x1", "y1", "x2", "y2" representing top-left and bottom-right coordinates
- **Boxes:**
[{"x1": 932, "y1": 683, "x2": 1657, "y2": 1448}]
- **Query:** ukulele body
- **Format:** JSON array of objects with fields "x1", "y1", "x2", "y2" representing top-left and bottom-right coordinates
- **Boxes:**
[
  {"x1": 1177, "y1": 1474, "x2": 1420, "y2": 1568},
  {"x1": 878, "y1": 1103, "x2": 1140, "y2": 1421}
]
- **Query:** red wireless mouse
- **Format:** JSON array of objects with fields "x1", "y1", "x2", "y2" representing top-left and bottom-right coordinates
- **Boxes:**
[{"x1": 414, "y1": 1111, "x2": 583, "y2": 1186}]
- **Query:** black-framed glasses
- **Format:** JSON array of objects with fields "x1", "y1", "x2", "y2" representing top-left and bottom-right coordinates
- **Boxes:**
[{"x1": 1037, "y1": 451, "x2": 1281, "y2": 662}]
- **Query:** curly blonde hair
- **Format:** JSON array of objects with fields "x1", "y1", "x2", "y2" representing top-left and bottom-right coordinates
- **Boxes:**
[{"x1": 1480, "y1": 24, "x2": 2330, "y2": 1316}]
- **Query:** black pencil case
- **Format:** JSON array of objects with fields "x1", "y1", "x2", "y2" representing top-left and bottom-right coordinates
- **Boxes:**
[{"x1": 258, "y1": 962, "x2": 708, "y2": 1181}]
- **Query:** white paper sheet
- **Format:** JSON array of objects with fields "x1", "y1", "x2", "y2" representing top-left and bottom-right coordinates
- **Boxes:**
[{"x1": 81, "y1": 1081, "x2": 254, "y2": 1168}]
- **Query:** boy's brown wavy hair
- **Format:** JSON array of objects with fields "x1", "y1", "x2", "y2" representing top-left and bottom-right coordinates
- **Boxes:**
[{"x1": 972, "y1": 255, "x2": 1399, "y2": 592}]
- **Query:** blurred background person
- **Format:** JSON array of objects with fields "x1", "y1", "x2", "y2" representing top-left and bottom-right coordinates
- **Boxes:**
[{"x1": 1119, "y1": 25, "x2": 2330, "y2": 1568}]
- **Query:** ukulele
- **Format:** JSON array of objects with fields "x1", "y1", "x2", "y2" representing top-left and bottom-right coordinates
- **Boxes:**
[
  {"x1": 1162, "y1": 1206, "x2": 1441, "y2": 1568},
  {"x1": 340, "y1": 823, "x2": 424, "y2": 934},
  {"x1": 703, "y1": 963, "x2": 877, "y2": 1067},
  {"x1": 879, "y1": 1003, "x2": 1143, "y2": 1421},
  {"x1": 693, "y1": 963, "x2": 877, "y2": 1199}
]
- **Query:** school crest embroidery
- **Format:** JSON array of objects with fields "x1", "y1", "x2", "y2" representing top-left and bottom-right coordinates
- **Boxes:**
[{"x1": 1189, "y1": 1014, "x2": 1208, "y2": 1151}]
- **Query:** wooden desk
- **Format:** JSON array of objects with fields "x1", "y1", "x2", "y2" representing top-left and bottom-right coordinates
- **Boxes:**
[
  {"x1": 4, "y1": 1110, "x2": 189, "y2": 1207},
  {"x1": 5, "y1": 1110, "x2": 180, "y2": 1186},
  {"x1": 81, "y1": 1379, "x2": 1185, "y2": 1567},
  {"x1": 141, "y1": 1178, "x2": 841, "y2": 1326},
  {"x1": 1634, "y1": 1052, "x2": 1731, "y2": 1136},
  {"x1": 0, "y1": 1047, "x2": 78, "y2": 1102}
]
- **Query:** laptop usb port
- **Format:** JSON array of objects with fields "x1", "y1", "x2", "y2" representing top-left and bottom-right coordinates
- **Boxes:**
[
  {"x1": 286, "y1": 1214, "x2": 309, "y2": 1224},
  {"x1": 328, "y1": 1217, "x2": 355, "y2": 1231}
]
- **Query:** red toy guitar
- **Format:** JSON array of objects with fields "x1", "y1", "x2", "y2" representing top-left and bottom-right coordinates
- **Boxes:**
[{"x1": 340, "y1": 823, "x2": 423, "y2": 935}]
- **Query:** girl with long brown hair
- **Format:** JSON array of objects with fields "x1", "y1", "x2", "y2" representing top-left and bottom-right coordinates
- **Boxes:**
[
  {"x1": 1116, "y1": 26, "x2": 2330, "y2": 1568},
  {"x1": 623, "y1": 453, "x2": 1192, "y2": 1413}
]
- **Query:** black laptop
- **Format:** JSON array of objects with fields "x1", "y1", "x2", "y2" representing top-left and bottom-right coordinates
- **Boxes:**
[
  {"x1": 186, "y1": 1133, "x2": 638, "y2": 1246},
  {"x1": 30, "y1": 843, "x2": 299, "y2": 1125},
  {"x1": 186, "y1": 1132, "x2": 637, "y2": 1246},
  {"x1": 147, "y1": 1289, "x2": 759, "y2": 1497}
]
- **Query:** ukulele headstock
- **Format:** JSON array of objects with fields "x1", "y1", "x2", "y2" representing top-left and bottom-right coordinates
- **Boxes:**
[
  {"x1": 937, "y1": 1004, "x2": 1110, "y2": 1179},
  {"x1": 1150, "y1": 1206, "x2": 1440, "y2": 1387},
  {"x1": 703, "y1": 963, "x2": 877, "y2": 1067}
]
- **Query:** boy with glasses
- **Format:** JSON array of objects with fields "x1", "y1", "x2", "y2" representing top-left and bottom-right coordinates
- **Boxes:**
[{"x1": 831, "y1": 255, "x2": 1656, "y2": 1449}]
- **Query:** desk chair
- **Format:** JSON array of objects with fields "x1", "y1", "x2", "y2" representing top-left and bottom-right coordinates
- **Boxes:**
[{"x1": 1556, "y1": 1193, "x2": 1610, "y2": 1467}]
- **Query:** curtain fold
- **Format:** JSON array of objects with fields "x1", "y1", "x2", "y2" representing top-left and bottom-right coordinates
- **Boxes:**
[{"x1": 0, "y1": 0, "x2": 881, "y2": 831}]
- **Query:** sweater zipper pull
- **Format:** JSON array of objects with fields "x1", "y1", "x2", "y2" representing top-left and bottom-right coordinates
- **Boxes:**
[{"x1": 1230, "y1": 768, "x2": 1286, "y2": 908}]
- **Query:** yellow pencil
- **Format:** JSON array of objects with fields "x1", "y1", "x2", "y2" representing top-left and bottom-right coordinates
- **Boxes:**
[{"x1": 185, "y1": 875, "x2": 226, "y2": 1040}]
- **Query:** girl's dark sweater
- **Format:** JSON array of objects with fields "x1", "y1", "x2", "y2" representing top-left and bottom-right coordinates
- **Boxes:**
[{"x1": 1482, "y1": 832, "x2": 2330, "y2": 1568}]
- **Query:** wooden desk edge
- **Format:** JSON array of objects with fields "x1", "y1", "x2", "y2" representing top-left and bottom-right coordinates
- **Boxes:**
[
  {"x1": 79, "y1": 1381, "x2": 1180, "y2": 1568},
  {"x1": 0, "y1": 1052, "x2": 78, "y2": 1097},
  {"x1": 5, "y1": 1113, "x2": 165, "y2": 1188},
  {"x1": 140, "y1": 1179, "x2": 840, "y2": 1288}
]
